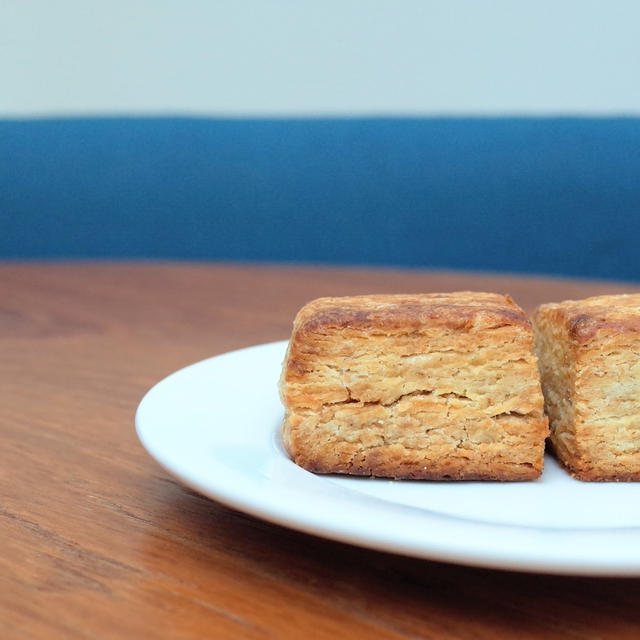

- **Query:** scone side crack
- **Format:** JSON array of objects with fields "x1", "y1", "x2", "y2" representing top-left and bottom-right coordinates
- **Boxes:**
[
  {"x1": 288, "y1": 350, "x2": 538, "y2": 408},
  {"x1": 319, "y1": 389, "x2": 435, "y2": 409}
]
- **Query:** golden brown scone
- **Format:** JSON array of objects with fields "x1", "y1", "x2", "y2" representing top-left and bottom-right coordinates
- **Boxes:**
[
  {"x1": 533, "y1": 294, "x2": 640, "y2": 481},
  {"x1": 279, "y1": 292, "x2": 548, "y2": 480}
]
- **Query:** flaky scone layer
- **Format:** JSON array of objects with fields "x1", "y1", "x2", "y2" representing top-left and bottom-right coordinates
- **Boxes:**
[
  {"x1": 533, "y1": 293, "x2": 640, "y2": 481},
  {"x1": 280, "y1": 293, "x2": 548, "y2": 480}
]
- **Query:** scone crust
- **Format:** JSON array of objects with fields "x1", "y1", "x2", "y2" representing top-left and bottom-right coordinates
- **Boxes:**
[
  {"x1": 281, "y1": 292, "x2": 548, "y2": 480},
  {"x1": 533, "y1": 293, "x2": 640, "y2": 481},
  {"x1": 536, "y1": 293, "x2": 640, "y2": 344},
  {"x1": 292, "y1": 292, "x2": 530, "y2": 333}
]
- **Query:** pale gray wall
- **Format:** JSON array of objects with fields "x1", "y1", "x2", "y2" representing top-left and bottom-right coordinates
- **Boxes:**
[{"x1": 2, "y1": 0, "x2": 639, "y2": 117}]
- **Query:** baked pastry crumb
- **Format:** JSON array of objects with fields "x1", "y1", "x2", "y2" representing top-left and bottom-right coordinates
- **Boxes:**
[
  {"x1": 280, "y1": 292, "x2": 548, "y2": 480},
  {"x1": 533, "y1": 293, "x2": 640, "y2": 481}
]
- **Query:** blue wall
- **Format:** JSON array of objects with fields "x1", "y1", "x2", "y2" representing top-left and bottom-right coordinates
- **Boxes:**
[{"x1": 2, "y1": 117, "x2": 639, "y2": 279}]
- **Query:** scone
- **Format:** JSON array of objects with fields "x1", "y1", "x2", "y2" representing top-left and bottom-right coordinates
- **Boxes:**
[
  {"x1": 533, "y1": 294, "x2": 640, "y2": 481},
  {"x1": 279, "y1": 293, "x2": 548, "y2": 480}
]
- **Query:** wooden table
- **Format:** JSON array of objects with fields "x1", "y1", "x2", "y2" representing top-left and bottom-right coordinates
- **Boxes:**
[{"x1": 4, "y1": 262, "x2": 640, "y2": 639}]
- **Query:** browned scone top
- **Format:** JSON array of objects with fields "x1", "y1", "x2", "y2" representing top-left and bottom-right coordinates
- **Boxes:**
[
  {"x1": 293, "y1": 292, "x2": 530, "y2": 336},
  {"x1": 533, "y1": 293, "x2": 640, "y2": 481},
  {"x1": 281, "y1": 292, "x2": 548, "y2": 481},
  {"x1": 533, "y1": 293, "x2": 640, "y2": 344}
]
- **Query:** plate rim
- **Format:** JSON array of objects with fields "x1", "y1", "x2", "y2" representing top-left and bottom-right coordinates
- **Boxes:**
[{"x1": 135, "y1": 340, "x2": 640, "y2": 577}]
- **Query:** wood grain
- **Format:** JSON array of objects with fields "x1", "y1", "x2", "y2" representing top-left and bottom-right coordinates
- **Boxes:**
[{"x1": 3, "y1": 262, "x2": 640, "y2": 640}]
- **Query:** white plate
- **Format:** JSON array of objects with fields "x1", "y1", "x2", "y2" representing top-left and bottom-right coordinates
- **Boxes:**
[{"x1": 136, "y1": 341, "x2": 640, "y2": 576}]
